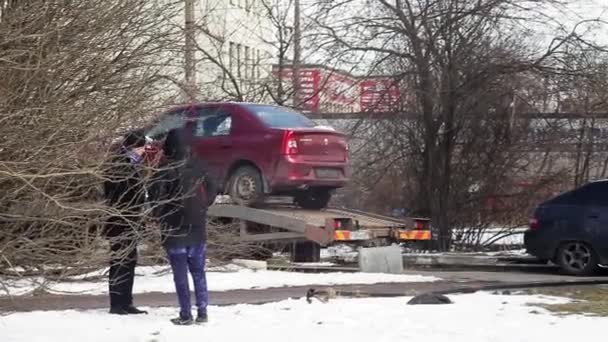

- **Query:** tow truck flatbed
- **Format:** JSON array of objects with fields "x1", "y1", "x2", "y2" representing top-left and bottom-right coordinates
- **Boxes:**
[{"x1": 208, "y1": 204, "x2": 431, "y2": 246}]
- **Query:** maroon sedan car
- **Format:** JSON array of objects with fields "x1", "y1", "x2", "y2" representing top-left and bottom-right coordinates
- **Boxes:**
[{"x1": 141, "y1": 102, "x2": 350, "y2": 209}]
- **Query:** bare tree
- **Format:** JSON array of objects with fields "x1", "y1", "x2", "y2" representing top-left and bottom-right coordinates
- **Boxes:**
[
  {"x1": 0, "y1": 0, "x2": 186, "y2": 287},
  {"x1": 311, "y1": 0, "x2": 608, "y2": 250},
  {"x1": 260, "y1": 0, "x2": 296, "y2": 105}
]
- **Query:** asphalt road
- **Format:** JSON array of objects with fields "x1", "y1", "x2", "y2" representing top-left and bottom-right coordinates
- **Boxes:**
[
  {"x1": 1, "y1": 268, "x2": 606, "y2": 313},
  {"x1": 403, "y1": 268, "x2": 608, "y2": 283}
]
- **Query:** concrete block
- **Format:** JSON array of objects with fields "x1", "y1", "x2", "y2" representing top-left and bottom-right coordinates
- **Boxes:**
[{"x1": 358, "y1": 244, "x2": 404, "y2": 274}]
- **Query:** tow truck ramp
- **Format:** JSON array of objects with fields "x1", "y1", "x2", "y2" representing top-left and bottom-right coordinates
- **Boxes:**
[{"x1": 207, "y1": 204, "x2": 431, "y2": 248}]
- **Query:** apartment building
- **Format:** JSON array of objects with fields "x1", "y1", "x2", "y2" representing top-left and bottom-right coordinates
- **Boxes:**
[{"x1": 191, "y1": 0, "x2": 276, "y2": 100}]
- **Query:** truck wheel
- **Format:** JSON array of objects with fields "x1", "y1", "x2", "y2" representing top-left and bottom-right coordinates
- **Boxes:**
[
  {"x1": 291, "y1": 241, "x2": 321, "y2": 262},
  {"x1": 294, "y1": 189, "x2": 332, "y2": 210},
  {"x1": 228, "y1": 166, "x2": 264, "y2": 207},
  {"x1": 556, "y1": 241, "x2": 599, "y2": 276}
]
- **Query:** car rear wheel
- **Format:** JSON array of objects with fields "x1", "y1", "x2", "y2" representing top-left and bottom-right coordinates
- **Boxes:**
[
  {"x1": 294, "y1": 188, "x2": 332, "y2": 210},
  {"x1": 556, "y1": 241, "x2": 599, "y2": 276},
  {"x1": 228, "y1": 166, "x2": 264, "y2": 207}
]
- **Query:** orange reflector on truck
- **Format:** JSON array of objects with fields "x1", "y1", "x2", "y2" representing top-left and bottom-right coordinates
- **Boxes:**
[
  {"x1": 334, "y1": 230, "x2": 349, "y2": 241},
  {"x1": 398, "y1": 230, "x2": 431, "y2": 240}
]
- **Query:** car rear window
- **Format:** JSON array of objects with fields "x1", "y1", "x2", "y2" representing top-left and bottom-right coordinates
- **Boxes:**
[{"x1": 246, "y1": 104, "x2": 316, "y2": 128}]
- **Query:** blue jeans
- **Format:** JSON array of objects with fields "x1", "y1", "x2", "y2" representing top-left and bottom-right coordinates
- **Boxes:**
[{"x1": 166, "y1": 242, "x2": 208, "y2": 319}]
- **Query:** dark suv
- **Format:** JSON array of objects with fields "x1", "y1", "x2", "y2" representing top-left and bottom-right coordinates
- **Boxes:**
[
  {"x1": 525, "y1": 180, "x2": 608, "y2": 275},
  {"x1": 141, "y1": 102, "x2": 350, "y2": 209}
]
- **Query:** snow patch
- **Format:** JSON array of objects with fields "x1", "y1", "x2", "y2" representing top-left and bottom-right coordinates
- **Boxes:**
[
  {"x1": 1, "y1": 266, "x2": 439, "y2": 297},
  {"x1": 1, "y1": 292, "x2": 602, "y2": 342}
]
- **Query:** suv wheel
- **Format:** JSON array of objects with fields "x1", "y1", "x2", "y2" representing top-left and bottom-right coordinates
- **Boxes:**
[
  {"x1": 556, "y1": 241, "x2": 599, "y2": 276},
  {"x1": 228, "y1": 166, "x2": 264, "y2": 207},
  {"x1": 294, "y1": 189, "x2": 332, "y2": 210}
]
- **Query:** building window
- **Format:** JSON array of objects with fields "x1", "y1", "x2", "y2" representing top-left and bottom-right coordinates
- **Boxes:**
[
  {"x1": 256, "y1": 49, "x2": 261, "y2": 79},
  {"x1": 236, "y1": 44, "x2": 242, "y2": 78},
  {"x1": 283, "y1": 27, "x2": 293, "y2": 39},
  {"x1": 245, "y1": 46, "x2": 250, "y2": 79},
  {"x1": 251, "y1": 48, "x2": 256, "y2": 79},
  {"x1": 229, "y1": 42, "x2": 235, "y2": 75}
]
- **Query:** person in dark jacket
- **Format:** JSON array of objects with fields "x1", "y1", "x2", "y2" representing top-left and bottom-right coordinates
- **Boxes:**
[
  {"x1": 102, "y1": 129, "x2": 148, "y2": 315},
  {"x1": 148, "y1": 127, "x2": 218, "y2": 325}
]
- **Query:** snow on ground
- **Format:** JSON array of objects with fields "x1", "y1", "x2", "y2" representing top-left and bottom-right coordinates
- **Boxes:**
[
  {"x1": 478, "y1": 229, "x2": 525, "y2": 245},
  {"x1": 1, "y1": 292, "x2": 603, "y2": 342},
  {"x1": 455, "y1": 227, "x2": 526, "y2": 246},
  {"x1": 486, "y1": 249, "x2": 529, "y2": 256},
  {"x1": 321, "y1": 244, "x2": 358, "y2": 261},
  {"x1": 293, "y1": 262, "x2": 337, "y2": 267},
  {"x1": 1, "y1": 266, "x2": 440, "y2": 297}
]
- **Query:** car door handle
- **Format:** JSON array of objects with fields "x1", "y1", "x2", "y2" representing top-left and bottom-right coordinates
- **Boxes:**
[
  {"x1": 588, "y1": 215, "x2": 599, "y2": 219},
  {"x1": 220, "y1": 144, "x2": 232, "y2": 149}
]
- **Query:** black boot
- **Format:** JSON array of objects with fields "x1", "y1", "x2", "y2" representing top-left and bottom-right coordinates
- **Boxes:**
[
  {"x1": 170, "y1": 315, "x2": 194, "y2": 326},
  {"x1": 195, "y1": 312, "x2": 208, "y2": 324},
  {"x1": 124, "y1": 305, "x2": 148, "y2": 315},
  {"x1": 109, "y1": 307, "x2": 128, "y2": 315}
]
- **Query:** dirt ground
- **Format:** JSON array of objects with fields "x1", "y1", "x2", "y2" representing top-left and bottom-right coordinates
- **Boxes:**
[{"x1": 525, "y1": 285, "x2": 608, "y2": 316}]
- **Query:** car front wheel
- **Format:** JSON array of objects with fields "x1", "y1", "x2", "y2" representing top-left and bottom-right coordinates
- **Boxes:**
[{"x1": 556, "y1": 241, "x2": 599, "y2": 276}]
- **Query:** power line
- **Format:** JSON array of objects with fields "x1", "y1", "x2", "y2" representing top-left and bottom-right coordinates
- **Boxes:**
[
  {"x1": 185, "y1": 0, "x2": 197, "y2": 101},
  {"x1": 293, "y1": 0, "x2": 302, "y2": 108}
]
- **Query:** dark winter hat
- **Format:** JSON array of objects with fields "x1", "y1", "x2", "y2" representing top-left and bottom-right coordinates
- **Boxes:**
[
  {"x1": 122, "y1": 128, "x2": 146, "y2": 149},
  {"x1": 163, "y1": 127, "x2": 190, "y2": 160}
]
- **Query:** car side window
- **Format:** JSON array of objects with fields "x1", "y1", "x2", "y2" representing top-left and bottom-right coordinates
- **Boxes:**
[
  {"x1": 145, "y1": 111, "x2": 186, "y2": 140},
  {"x1": 194, "y1": 111, "x2": 232, "y2": 137}
]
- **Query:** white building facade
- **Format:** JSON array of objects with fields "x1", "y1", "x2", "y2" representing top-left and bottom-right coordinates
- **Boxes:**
[{"x1": 192, "y1": 0, "x2": 277, "y2": 102}]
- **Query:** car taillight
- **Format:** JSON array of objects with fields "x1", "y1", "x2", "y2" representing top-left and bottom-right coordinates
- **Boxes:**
[
  {"x1": 282, "y1": 131, "x2": 299, "y2": 155},
  {"x1": 529, "y1": 218, "x2": 540, "y2": 230},
  {"x1": 340, "y1": 139, "x2": 349, "y2": 151}
]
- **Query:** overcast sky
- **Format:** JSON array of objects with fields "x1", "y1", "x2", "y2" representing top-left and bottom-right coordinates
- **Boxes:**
[
  {"x1": 537, "y1": 0, "x2": 608, "y2": 44},
  {"x1": 296, "y1": 0, "x2": 608, "y2": 75}
]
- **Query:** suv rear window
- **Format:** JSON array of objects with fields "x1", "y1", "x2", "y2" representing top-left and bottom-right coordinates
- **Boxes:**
[
  {"x1": 550, "y1": 181, "x2": 608, "y2": 206},
  {"x1": 246, "y1": 104, "x2": 316, "y2": 128}
]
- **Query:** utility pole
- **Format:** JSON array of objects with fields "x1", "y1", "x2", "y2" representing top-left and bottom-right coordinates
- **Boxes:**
[
  {"x1": 184, "y1": 0, "x2": 197, "y2": 101},
  {"x1": 292, "y1": 0, "x2": 301, "y2": 109}
]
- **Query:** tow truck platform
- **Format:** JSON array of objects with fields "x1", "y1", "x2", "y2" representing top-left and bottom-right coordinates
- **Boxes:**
[{"x1": 207, "y1": 203, "x2": 431, "y2": 261}]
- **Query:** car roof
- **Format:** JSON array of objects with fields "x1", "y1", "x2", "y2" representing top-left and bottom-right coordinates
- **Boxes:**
[
  {"x1": 145, "y1": 102, "x2": 294, "y2": 129},
  {"x1": 163, "y1": 102, "x2": 284, "y2": 113}
]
